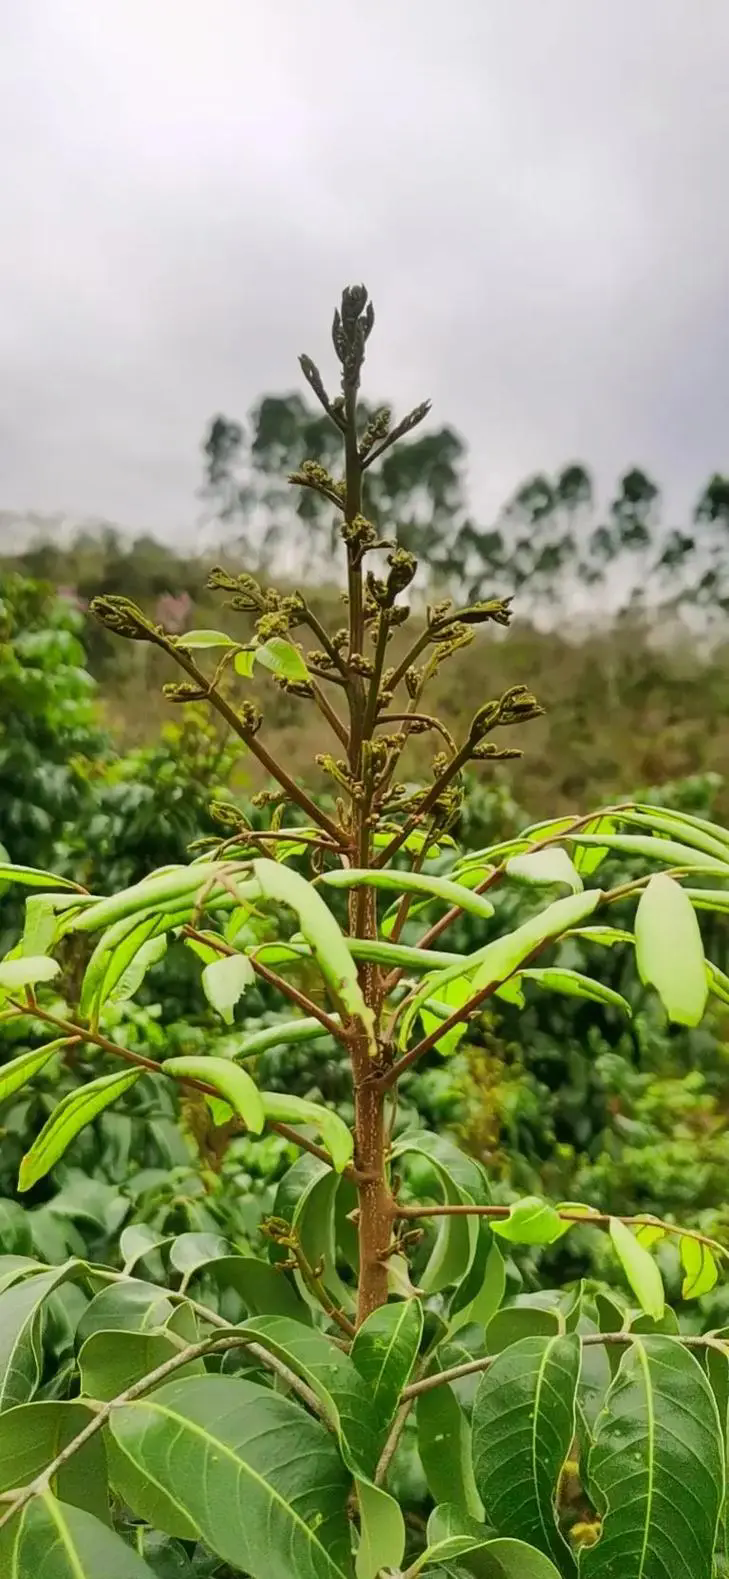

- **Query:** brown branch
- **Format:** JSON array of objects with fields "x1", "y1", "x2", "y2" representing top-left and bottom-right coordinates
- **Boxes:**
[
  {"x1": 300, "y1": 603, "x2": 350, "y2": 680},
  {"x1": 385, "y1": 629, "x2": 431, "y2": 698},
  {"x1": 378, "y1": 712, "x2": 457, "y2": 755},
  {"x1": 374, "y1": 740, "x2": 472, "y2": 869},
  {"x1": 182, "y1": 924, "x2": 348, "y2": 1045},
  {"x1": 395, "y1": 1203, "x2": 726, "y2": 1257},
  {"x1": 311, "y1": 678, "x2": 350, "y2": 749}
]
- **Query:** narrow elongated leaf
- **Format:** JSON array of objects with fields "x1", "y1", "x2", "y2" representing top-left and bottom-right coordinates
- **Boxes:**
[
  {"x1": 505, "y1": 847, "x2": 583, "y2": 893},
  {"x1": 609, "y1": 1218, "x2": 664, "y2": 1320},
  {"x1": 231, "y1": 1015, "x2": 339, "y2": 1059},
  {"x1": 21, "y1": 895, "x2": 58, "y2": 956},
  {"x1": 320, "y1": 868, "x2": 495, "y2": 920},
  {"x1": 414, "y1": 1504, "x2": 563, "y2": 1577},
  {"x1": 252, "y1": 858, "x2": 374, "y2": 1049},
  {"x1": 111, "y1": 1375, "x2": 353, "y2": 1579},
  {"x1": 261, "y1": 1090, "x2": 353, "y2": 1173},
  {"x1": 108, "y1": 932, "x2": 168, "y2": 1005},
  {"x1": 0, "y1": 1401, "x2": 108, "y2": 1519},
  {"x1": 0, "y1": 955, "x2": 60, "y2": 992},
  {"x1": 518, "y1": 968, "x2": 631, "y2": 1015},
  {"x1": 162, "y1": 1054, "x2": 264, "y2": 1134},
  {"x1": 623, "y1": 805, "x2": 729, "y2": 864},
  {"x1": 70, "y1": 864, "x2": 258, "y2": 935},
  {"x1": 472, "y1": 1333, "x2": 581, "y2": 1572},
  {"x1": 0, "y1": 1495, "x2": 156, "y2": 1578},
  {"x1": 18, "y1": 1070, "x2": 141, "y2": 1191},
  {"x1": 351, "y1": 1300, "x2": 423, "y2": 1435},
  {"x1": 255, "y1": 636, "x2": 311, "y2": 681},
  {"x1": 417, "y1": 1383, "x2": 484, "y2": 1518},
  {"x1": 201, "y1": 951, "x2": 255, "y2": 1023},
  {"x1": 0, "y1": 1039, "x2": 72, "y2": 1105},
  {"x1": 0, "y1": 864, "x2": 82, "y2": 891},
  {"x1": 397, "y1": 890, "x2": 602, "y2": 1051},
  {"x1": 635, "y1": 873, "x2": 708, "y2": 1026},
  {"x1": 564, "y1": 830, "x2": 729, "y2": 874},
  {"x1": 582, "y1": 1336, "x2": 724, "y2": 1579}
]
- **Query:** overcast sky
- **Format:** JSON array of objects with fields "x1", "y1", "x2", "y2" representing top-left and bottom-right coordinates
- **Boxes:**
[{"x1": 1, "y1": 0, "x2": 728, "y2": 544}]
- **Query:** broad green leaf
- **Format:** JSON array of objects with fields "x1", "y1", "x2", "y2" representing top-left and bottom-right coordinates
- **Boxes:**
[
  {"x1": 582, "y1": 1336, "x2": 724, "y2": 1579},
  {"x1": 0, "y1": 1495, "x2": 156, "y2": 1578},
  {"x1": 79, "y1": 1327, "x2": 205, "y2": 1399},
  {"x1": 0, "y1": 955, "x2": 60, "y2": 992},
  {"x1": 415, "y1": 1504, "x2": 564, "y2": 1577},
  {"x1": 201, "y1": 951, "x2": 255, "y2": 1023},
  {"x1": 492, "y1": 1197, "x2": 565, "y2": 1247},
  {"x1": 635, "y1": 873, "x2": 708, "y2": 1026},
  {"x1": 518, "y1": 967, "x2": 630, "y2": 1015},
  {"x1": 272, "y1": 1157, "x2": 354, "y2": 1315},
  {"x1": 237, "y1": 1315, "x2": 403, "y2": 1579},
  {"x1": 472, "y1": 1333, "x2": 581, "y2": 1572},
  {"x1": 0, "y1": 1262, "x2": 85, "y2": 1409},
  {"x1": 111, "y1": 1375, "x2": 353, "y2": 1579},
  {"x1": 252, "y1": 858, "x2": 375, "y2": 1050},
  {"x1": 417, "y1": 1383, "x2": 484, "y2": 1518},
  {"x1": 572, "y1": 815, "x2": 617, "y2": 877},
  {"x1": 255, "y1": 636, "x2": 311, "y2": 681},
  {"x1": 565, "y1": 829, "x2": 729, "y2": 874},
  {"x1": 120, "y1": 1223, "x2": 173, "y2": 1274},
  {"x1": 351, "y1": 1300, "x2": 423, "y2": 1435},
  {"x1": 452, "y1": 1239, "x2": 505, "y2": 1334},
  {"x1": 397, "y1": 890, "x2": 602, "y2": 1052},
  {"x1": 162, "y1": 1054, "x2": 264, "y2": 1134},
  {"x1": 680, "y1": 1236, "x2": 718, "y2": 1299},
  {"x1": 320, "y1": 868, "x2": 495, "y2": 921},
  {"x1": 0, "y1": 864, "x2": 82, "y2": 891},
  {"x1": 261, "y1": 1090, "x2": 353, "y2": 1173},
  {"x1": 0, "y1": 1401, "x2": 108, "y2": 1520},
  {"x1": 393, "y1": 1132, "x2": 488, "y2": 1297},
  {"x1": 176, "y1": 628, "x2": 238, "y2": 648},
  {"x1": 609, "y1": 1218, "x2": 664, "y2": 1320},
  {"x1": 486, "y1": 1306, "x2": 560, "y2": 1353},
  {"x1": 79, "y1": 911, "x2": 160, "y2": 1020},
  {"x1": 0, "y1": 1038, "x2": 72, "y2": 1105},
  {"x1": 18, "y1": 1070, "x2": 142, "y2": 1191},
  {"x1": 505, "y1": 847, "x2": 583, "y2": 893},
  {"x1": 169, "y1": 1231, "x2": 232, "y2": 1280},
  {"x1": 76, "y1": 1280, "x2": 176, "y2": 1344},
  {"x1": 419, "y1": 975, "x2": 476, "y2": 1056},
  {"x1": 194, "y1": 1254, "x2": 312, "y2": 1323}
]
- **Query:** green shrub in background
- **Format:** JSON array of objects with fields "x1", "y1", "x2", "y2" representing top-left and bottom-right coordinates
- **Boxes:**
[{"x1": 1, "y1": 286, "x2": 729, "y2": 1577}]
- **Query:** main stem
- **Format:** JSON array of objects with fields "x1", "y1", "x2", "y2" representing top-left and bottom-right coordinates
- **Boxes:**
[{"x1": 342, "y1": 340, "x2": 393, "y2": 1325}]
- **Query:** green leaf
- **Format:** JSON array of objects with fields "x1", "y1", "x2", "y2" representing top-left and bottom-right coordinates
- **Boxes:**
[
  {"x1": 393, "y1": 1132, "x2": 488, "y2": 1297},
  {"x1": 397, "y1": 890, "x2": 602, "y2": 1052},
  {"x1": 0, "y1": 864, "x2": 82, "y2": 891},
  {"x1": 107, "y1": 932, "x2": 168, "y2": 1005},
  {"x1": 0, "y1": 1401, "x2": 108, "y2": 1520},
  {"x1": 486, "y1": 1306, "x2": 560, "y2": 1354},
  {"x1": 609, "y1": 1218, "x2": 665, "y2": 1319},
  {"x1": 79, "y1": 1328, "x2": 205, "y2": 1400},
  {"x1": 0, "y1": 1495, "x2": 157, "y2": 1578},
  {"x1": 18, "y1": 1069, "x2": 142, "y2": 1191},
  {"x1": 517, "y1": 968, "x2": 631, "y2": 1015},
  {"x1": 234, "y1": 646, "x2": 256, "y2": 676},
  {"x1": 195, "y1": 1254, "x2": 312, "y2": 1323},
  {"x1": 0, "y1": 1263, "x2": 85, "y2": 1409},
  {"x1": 680, "y1": 1235, "x2": 719, "y2": 1300},
  {"x1": 255, "y1": 636, "x2": 311, "y2": 682},
  {"x1": 169, "y1": 1231, "x2": 232, "y2": 1281},
  {"x1": 272, "y1": 1158, "x2": 354, "y2": 1315},
  {"x1": 505, "y1": 847, "x2": 583, "y2": 893},
  {"x1": 417, "y1": 1383, "x2": 484, "y2": 1518},
  {"x1": 201, "y1": 951, "x2": 255, "y2": 1023},
  {"x1": 472, "y1": 1333, "x2": 581, "y2": 1572},
  {"x1": 21, "y1": 895, "x2": 58, "y2": 956},
  {"x1": 572, "y1": 815, "x2": 617, "y2": 876},
  {"x1": 623, "y1": 804, "x2": 729, "y2": 864},
  {"x1": 492, "y1": 1197, "x2": 565, "y2": 1247},
  {"x1": 176, "y1": 628, "x2": 238, "y2": 648},
  {"x1": 635, "y1": 873, "x2": 708, "y2": 1026},
  {"x1": 252, "y1": 858, "x2": 375, "y2": 1050},
  {"x1": 351, "y1": 1300, "x2": 423, "y2": 1436},
  {"x1": 120, "y1": 1223, "x2": 173, "y2": 1274},
  {"x1": 565, "y1": 829, "x2": 729, "y2": 874},
  {"x1": 415, "y1": 1504, "x2": 564, "y2": 1577},
  {"x1": 0, "y1": 1039, "x2": 72, "y2": 1105},
  {"x1": 453, "y1": 1238, "x2": 506, "y2": 1333},
  {"x1": 0, "y1": 955, "x2": 60, "y2": 992},
  {"x1": 162, "y1": 1054, "x2": 264, "y2": 1134},
  {"x1": 582, "y1": 1336, "x2": 724, "y2": 1579},
  {"x1": 69, "y1": 863, "x2": 258, "y2": 936},
  {"x1": 261, "y1": 1090, "x2": 353, "y2": 1173},
  {"x1": 320, "y1": 868, "x2": 495, "y2": 921},
  {"x1": 110, "y1": 1375, "x2": 353, "y2": 1579}
]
